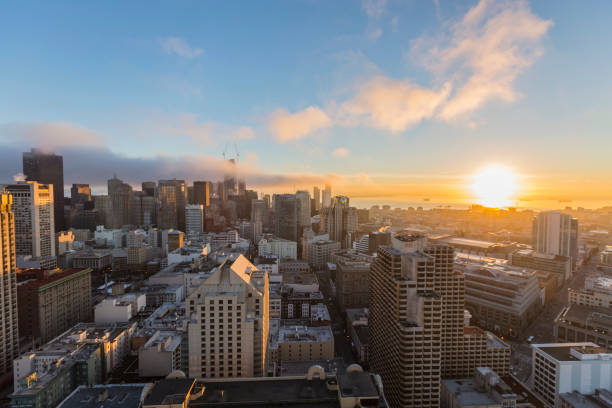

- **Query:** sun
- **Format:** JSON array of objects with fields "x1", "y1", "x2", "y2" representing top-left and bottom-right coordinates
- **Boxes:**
[{"x1": 471, "y1": 165, "x2": 518, "y2": 208}]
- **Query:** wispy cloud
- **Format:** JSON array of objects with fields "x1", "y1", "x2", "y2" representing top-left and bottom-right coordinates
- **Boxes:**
[
  {"x1": 159, "y1": 36, "x2": 204, "y2": 58},
  {"x1": 362, "y1": 0, "x2": 387, "y2": 18},
  {"x1": 0, "y1": 122, "x2": 103, "y2": 149},
  {"x1": 332, "y1": 147, "x2": 350, "y2": 157},
  {"x1": 269, "y1": 0, "x2": 551, "y2": 139},
  {"x1": 268, "y1": 107, "x2": 332, "y2": 142},
  {"x1": 339, "y1": 77, "x2": 452, "y2": 132},
  {"x1": 412, "y1": 0, "x2": 553, "y2": 120},
  {"x1": 368, "y1": 27, "x2": 383, "y2": 40}
]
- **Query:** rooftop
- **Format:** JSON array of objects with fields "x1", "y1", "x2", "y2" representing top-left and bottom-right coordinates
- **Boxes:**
[
  {"x1": 278, "y1": 326, "x2": 334, "y2": 343},
  {"x1": 57, "y1": 384, "x2": 151, "y2": 408},
  {"x1": 534, "y1": 342, "x2": 612, "y2": 362},
  {"x1": 143, "y1": 378, "x2": 196, "y2": 406}
]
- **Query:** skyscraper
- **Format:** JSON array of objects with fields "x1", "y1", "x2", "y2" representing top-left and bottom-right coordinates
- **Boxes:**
[
  {"x1": 532, "y1": 211, "x2": 579, "y2": 269},
  {"x1": 295, "y1": 190, "x2": 311, "y2": 232},
  {"x1": 3, "y1": 181, "x2": 55, "y2": 258},
  {"x1": 157, "y1": 180, "x2": 187, "y2": 231},
  {"x1": 369, "y1": 233, "x2": 509, "y2": 407},
  {"x1": 187, "y1": 255, "x2": 269, "y2": 378},
  {"x1": 274, "y1": 194, "x2": 298, "y2": 242},
  {"x1": 322, "y1": 184, "x2": 331, "y2": 208},
  {"x1": 322, "y1": 196, "x2": 358, "y2": 248},
  {"x1": 193, "y1": 181, "x2": 211, "y2": 206},
  {"x1": 70, "y1": 184, "x2": 91, "y2": 206},
  {"x1": 108, "y1": 176, "x2": 133, "y2": 229},
  {"x1": 0, "y1": 192, "x2": 19, "y2": 378},
  {"x1": 185, "y1": 204, "x2": 204, "y2": 235},
  {"x1": 22, "y1": 149, "x2": 65, "y2": 231},
  {"x1": 313, "y1": 186, "x2": 321, "y2": 211}
]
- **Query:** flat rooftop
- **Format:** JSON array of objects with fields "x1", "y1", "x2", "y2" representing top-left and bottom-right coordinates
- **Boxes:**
[
  {"x1": 278, "y1": 326, "x2": 333, "y2": 343},
  {"x1": 534, "y1": 343, "x2": 612, "y2": 362},
  {"x1": 58, "y1": 384, "x2": 150, "y2": 408},
  {"x1": 143, "y1": 378, "x2": 196, "y2": 406}
]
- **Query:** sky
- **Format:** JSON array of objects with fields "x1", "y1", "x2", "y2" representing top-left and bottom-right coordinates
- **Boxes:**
[{"x1": 1, "y1": 0, "x2": 612, "y2": 207}]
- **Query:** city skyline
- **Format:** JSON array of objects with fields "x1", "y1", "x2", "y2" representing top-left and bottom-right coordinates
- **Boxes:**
[{"x1": 2, "y1": 1, "x2": 612, "y2": 208}]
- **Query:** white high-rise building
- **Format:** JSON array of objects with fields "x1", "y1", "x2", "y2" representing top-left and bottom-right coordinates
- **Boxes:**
[
  {"x1": 187, "y1": 255, "x2": 269, "y2": 378},
  {"x1": 185, "y1": 204, "x2": 204, "y2": 235},
  {"x1": 3, "y1": 181, "x2": 55, "y2": 258},
  {"x1": 533, "y1": 211, "x2": 578, "y2": 267},
  {"x1": 0, "y1": 192, "x2": 19, "y2": 378}
]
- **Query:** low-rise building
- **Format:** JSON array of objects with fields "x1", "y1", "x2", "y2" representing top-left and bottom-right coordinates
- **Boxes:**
[
  {"x1": 72, "y1": 250, "x2": 112, "y2": 271},
  {"x1": 94, "y1": 293, "x2": 146, "y2": 324},
  {"x1": 138, "y1": 331, "x2": 183, "y2": 377},
  {"x1": 57, "y1": 383, "x2": 153, "y2": 408},
  {"x1": 559, "y1": 389, "x2": 612, "y2": 408},
  {"x1": 334, "y1": 251, "x2": 372, "y2": 311},
  {"x1": 554, "y1": 304, "x2": 612, "y2": 349},
  {"x1": 441, "y1": 367, "x2": 545, "y2": 408},
  {"x1": 510, "y1": 249, "x2": 571, "y2": 284},
  {"x1": 190, "y1": 364, "x2": 389, "y2": 407},
  {"x1": 258, "y1": 236, "x2": 298, "y2": 259},
  {"x1": 456, "y1": 255, "x2": 542, "y2": 338},
  {"x1": 531, "y1": 343, "x2": 612, "y2": 407},
  {"x1": 568, "y1": 274, "x2": 612, "y2": 308},
  {"x1": 307, "y1": 240, "x2": 341, "y2": 269}
]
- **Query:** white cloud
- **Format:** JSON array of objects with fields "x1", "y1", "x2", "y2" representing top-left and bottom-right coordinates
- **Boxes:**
[
  {"x1": 332, "y1": 147, "x2": 350, "y2": 157},
  {"x1": 159, "y1": 37, "x2": 204, "y2": 58},
  {"x1": 268, "y1": 107, "x2": 332, "y2": 142},
  {"x1": 224, "y1": 126, "x2": 256, "y2": 141},
  {"x1": 0, "y1": 122, "x2": 103, "y2": 150},
  {"x1": 362, "y1": 0, "x2": 387, "y2": 18},
  {"x1": 267, "y1": 0, "x2": 551, "y2": 140},
  {"x1": 368, "y1": 27, "x2": 383, "y2": 40},
  {"x1": 339, "y1": 77, "x2": 452, "y2": 132},
  {"x1": 412, "y1": 0, "x2": 552, "y2": 120}
]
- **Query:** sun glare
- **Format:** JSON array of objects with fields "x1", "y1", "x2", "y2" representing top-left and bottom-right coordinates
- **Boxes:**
[{"x1": 471, "y1": 166, "x2": 518, "y2": 208}]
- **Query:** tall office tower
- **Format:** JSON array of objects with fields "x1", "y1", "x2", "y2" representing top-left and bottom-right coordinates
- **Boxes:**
[
  {"x1": 107, "y1": 176, "x2": 133, "y2": 229},
  {"x1": 193, "y1": 181, "x2": 211, "y2": 206},
  {"x1": 369, "y1": 233, "x2": 442, "y2": 408},
  {"x1": 324, "y1": 196, "x2": 357, "y2": 248},
  {"x1": 533, "y1": 211, "x2": 579, "y2": 268},
  {"x1": 251, "y1": 199, "x2": 266, "y2": 238},
  {"x1": 141, "y1": 181, "x2": 156, "y2": 197},
  {"x1": 3, "y1": 182, "x2": 55, "y2": 258},
  {"x1": 185, "y1": 204, "x2": 204, "y2": 235},
  {"x1": 295, "y1": 190, "x2": 311, "y2": 232},
  {"x1": 0, "y1": 192, "x2": 19, "y2": 379},
  {"x1": 322, "y1": 184, "x2": 332, "y2": 208},
  {"x1": 313, "y1": 186, "x2": 321, "y2": 211},
  {"x1": 274, "y1": 194, "x2": 298, "y2": 242},
  {"x1": 187, "y1": 255, "x2": 269, "y2": 378},
  {"x1": 22, "y1": 149, "x2": 65, "y2": 231},
  {"x1": 369, "y1": 233, "x2": 508, "y2": 408},
  {"x1": 70, "y1": 184, "x2": 91, "y2": 206},
  {"x1": 224, "y1": 159, "x2": 238, "y2": 198},
  {"x1": 157, "y1": 180, "x2": 187, "y2": 231},
  {"x1": 92, "y1": 195, "x2": 111, "y2": 228},
  {"x1": 238, "y1": 179, "x2": 246, "y2": 196},
  {"x1": 263, "y1": 194, "x2": 271, "y2": 209}
]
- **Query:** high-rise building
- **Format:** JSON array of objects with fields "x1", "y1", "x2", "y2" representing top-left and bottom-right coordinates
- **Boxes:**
[
  {"x1": 107, "y1": 175, "x2": 133, "y2": 229},
  {"x1": 157, "y1": 180, "x2": 186, "y2": 231},
  {"x1": 295, "y1": 190, "x2": 311, "y2": 233},
  {"x1": 3, "y1": 181, "x2": 55, "y2": 258},
  {"x1": 92, "y1": 195, "x2": 111, "y2": 228},
  {"x1": 274, "y1": 194, "x2": 298, "y2": 242},
  {"x1": 22, "y1": 149, "x2": 65, "y2": 231},
  {"x1": 70, "y1": 184, "x2": 91, "y2": 206},
  {"x1": 141, "y1": 181, "x2": 156, "y2": 197},
  {"x1": 17, "y1": 268, "x2": 92, "y2": 344},
  {"x1": 322, "y1": 196, "x2": 358, "y2": 248},
  {"x1": 187, "y1": 255, "x2": 269, "y2": 378},
  {"x1": 322, "y1": 184, "x2": 331, "y2": 208},
  {"x1": 185, "y1": 204, "x2": 204, "y2": 235},
  {"x1": 193, "y1": 181, "x2": 211, "y2": 206},
  {"x1": 369, "y1": 233, "x2": 509, "y2": 408},
  {"x1": 532, "y1": 211, "x2": 578, "y2": 268},
  {"x1": 0, "y1": 192, "x2": 19, "y2": 379},
  {"x1": 313, "y1": 186, "x2": 321, "y2": 211},
  {"x1": 224, "y1": 159, "x2": 238, "y2": 198}
]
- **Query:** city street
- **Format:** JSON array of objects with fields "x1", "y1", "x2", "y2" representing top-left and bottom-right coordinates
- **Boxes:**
[{"x1": 507, "y1": 252, "x2": 600, "y2": 383}]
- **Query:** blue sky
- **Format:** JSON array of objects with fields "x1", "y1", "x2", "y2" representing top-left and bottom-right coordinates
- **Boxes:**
[{"x1": 1, "y1": 0, "x2": 612, "y2": 204}]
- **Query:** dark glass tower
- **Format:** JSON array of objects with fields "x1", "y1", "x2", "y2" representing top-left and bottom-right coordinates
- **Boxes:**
[{"x1": 22, "y1": 149, "x2": 65, "y2": 231}]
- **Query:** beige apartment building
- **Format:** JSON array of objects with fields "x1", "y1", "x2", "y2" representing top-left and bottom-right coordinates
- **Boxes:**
[{"x1": 187, "y1": 254, "x2": 269, "y2": 379}]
